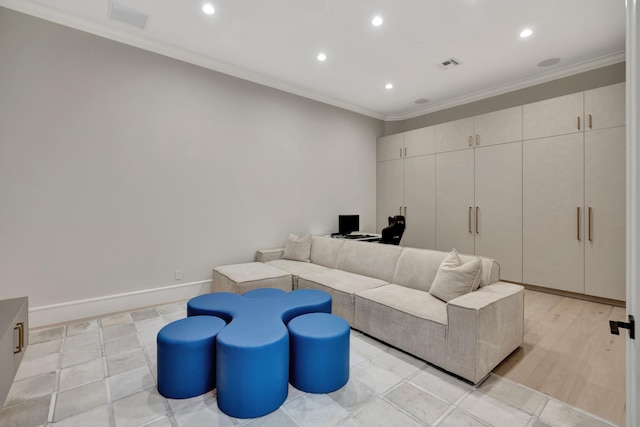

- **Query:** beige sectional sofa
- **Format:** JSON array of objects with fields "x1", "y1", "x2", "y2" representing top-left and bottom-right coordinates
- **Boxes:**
[{"x1": 253, "y1": 236, "x2": 524, "y2": 384}]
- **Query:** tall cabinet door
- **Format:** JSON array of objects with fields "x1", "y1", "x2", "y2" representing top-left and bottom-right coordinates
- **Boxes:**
[
  {"x1": 376, "y1": 159, "x2": 403, "y2": 232},
  {"x1": 435, "y1": 117, "x2": 474, "y2": 153},
  {"x1": 435, "y1": 149, "x2": 475, "y2": 254},
  {"x1": 403, "y1": 155, "x2": 436, "y2": 249},
  {"x1": 474, "y1": 141, "x2": 523, "y2": 282},
  {"x1": 584, "y1": 127, "x2": 626, "y2": 300},
  {"x1": 584, "y1": 83, "x2": 626, "y2": 131},
  {"x1": 523, "y1": 133, "x2": 584, "y2": 293},
  {"x1": 473, "y1": 106, "x2": 523, "y2": 147},
  {"x1": 377, "y1": 134, "x2": 404, "y2": 162}
]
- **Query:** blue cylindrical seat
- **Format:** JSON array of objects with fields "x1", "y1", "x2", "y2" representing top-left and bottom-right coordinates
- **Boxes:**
[
  {"x1": 288, "y1": 312, "x2": 350, "y2": 393},
  {"x1": 157, "y1": 315, "x2": 226, "y2": 399}
]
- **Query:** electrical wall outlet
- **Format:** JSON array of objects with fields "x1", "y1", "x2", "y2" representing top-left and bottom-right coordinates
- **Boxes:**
[{"x1": 175, "y1": 270, "x2": 182, "y2": 280}]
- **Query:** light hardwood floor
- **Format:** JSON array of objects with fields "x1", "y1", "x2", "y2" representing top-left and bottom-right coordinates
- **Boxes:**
[{"x1": 494, "y1": 289, "x2": 626, "y2": 426}]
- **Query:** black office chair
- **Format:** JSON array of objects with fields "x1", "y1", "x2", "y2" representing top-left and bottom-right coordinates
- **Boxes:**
[{"x1": 379, "y1": 215, "x2": 405, "y2": 245}]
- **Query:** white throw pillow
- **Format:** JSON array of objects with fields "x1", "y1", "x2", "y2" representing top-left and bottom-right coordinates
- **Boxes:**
[
  {"x1": 429, "y1": 249, "x2": 483, "y2": 302},
  {"x1": 282, "y1": 233, "x2": 312, "y2": 262}
]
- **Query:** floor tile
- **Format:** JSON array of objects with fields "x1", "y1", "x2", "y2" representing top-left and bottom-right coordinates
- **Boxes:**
[
  {"x1": 327, "y1": 377, "x2": 377, "y2": 412},
  {"x1": 436, "y1": 408, "x2": 490, "y2": 427},
  {"x1": 478, "y1": 374, "x2": 547, "y2": 415},
  {"x1": 102, "y1": 323, "x2": 137, "y2": 342},
  {"x1": 143, "y1": 416, "x2": 174, "y2": 427},
  {"x1": 104, "y1": 334, "x2": 142, "y2": 358},
  {"x1": 370, "y1": 348, "x2": 425, "y2": 379},
  {"x1": 130, "y1": 308, "x2": 160, "y2": 322},
  {"x1": 63, "y1": 330, "x2": 100, "y2": 351},
  {"x1": 353, "y1": 397, "x2": 422, "y2": 427},
  {"x1": 283, "y1": 393, "x2": 349, "y2": 427},
  {"x1": 350, "y1": 335, "x2": 387, "y2": 361},
  {"x1": 14, "y1": 352, "x2": 60, "y2": 381},
  {"x1": 108, "y1": 365, "x2": 155, "y2": 401},
  {"x1": 66, "y1": 320, "x2": 99, "y2": 337},
  {"x1": 53, "y1": 380, "x2": 107, "y2": 422},
  {"x1": 385, "y1": 381, "x2": 450, "y2": 425},
  {"x1": 29, "y1": 326, "x2": 65, "y2": 344},
  {"x1": 409, "y1": 365, "x2": 472, "y2": 404},
  {"x1": 100, "y1": 312, "x2": 132, "y2": 328},
  {"x1": 172, "y1": 395, "x2": 234, "y2": 427},
  {"x1": 24, "y1": 339, "x2": 62, "y2": 359},
  {"x1": 106, "y1": 348, "x2": 147, "y2": 376},
  {"x1": 244, "y1": 407, "x2": 299, "y2": 427},
  {"x1": 4, "y1": 373, "x2": 55, "y2": 407},
  {"x1": 538, "y1": 399, "x2": 617, "y2": 427},
  {"x1": 350, "y1": 360, "x2": 403, "y2": 394},
  {"x1": 58, "y1": 359, "x2": 104, "y2": 392},
  {"x1": 162, "y1": 312, "x2": 186, "y2": 323},
  {"x1": 457, "y1": 390, "x2": 534, "y2": 427},
  {"x1": 50, "y1": 404, "x2": 111, "y2": 427},
  {"x1": 0, "y1": 395, "x2": 51, "y2": 427},
  {"x1": 60, "y1": 343, "x2": 102, "y2": 368},
  {"x1": 112, "y1": 389, "x2": 168, "y2": 427},
  {"x1": 156, "y1": 302, "x2": 184, "y2": 316}
]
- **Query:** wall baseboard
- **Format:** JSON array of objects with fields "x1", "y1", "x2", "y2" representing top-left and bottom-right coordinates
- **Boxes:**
[{"x1": 29, "y1": 280, "x2": 212, "y2": 328}]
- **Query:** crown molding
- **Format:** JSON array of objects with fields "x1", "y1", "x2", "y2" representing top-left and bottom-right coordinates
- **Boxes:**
[
  {"x1": 0, "y1": 0, "x2": 386, "y2": 120},
  {"x1": 384, "y1": 52, "x2": 626, "y2": 121}
]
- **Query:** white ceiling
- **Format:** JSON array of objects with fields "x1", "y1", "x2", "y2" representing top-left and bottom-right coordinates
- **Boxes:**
[{"x1": 1, "y1": 0, "x2": 626, "y2": 120}]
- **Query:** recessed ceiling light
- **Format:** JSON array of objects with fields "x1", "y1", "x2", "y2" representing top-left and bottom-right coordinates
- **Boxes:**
[
  {"x1": 372, "y1": 16, "x2": 383, "y2": 26},
  {"x1": 385, "y1": 83, "x2": 393, "y2": 90},
  {"x1": 520, "y1": 28, "x2": 533, "y2": 38},
  {"x1": 317, "y1": 53, "x2": 327, "y2": 62},
  {"x1": 202, "y1": 3, "x2": 215, "y2": 15}
]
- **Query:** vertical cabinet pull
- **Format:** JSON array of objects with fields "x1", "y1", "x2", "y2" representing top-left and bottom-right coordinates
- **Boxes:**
[
  {"x1": 577, "y1": 207, "x2": 581, "y2": 241},
  {"x1": 468, "y1": 136, "x2": 472, "y2": 147},
  {"x1": 399, "y1": 206, "x2": 402, "y2": 215},
  {"x1": 475, "y1": 207, "x2": 479, "y2": 234},
  {"x1": 14, "y1": 322, "x2": 24, "y2": 354},
  {"x1": 577, "y1": 116, "x2": 581, "y2": 130},
  {"x1": 399, "y1": 148, "x2": 402, "y2": 158},
  {"x1": 404, "y1": 206, "x2": 407, "y2": 217},
  {"x1": 588, "y1": 207, "x2": 592, "y2": 241},
  {"x1": 588, "y1": 114, "x2": 593, "y2": 129},
  {"x1": 404, "y1": 147, "x2": 407, "y2": 157},
  {"x1": 476, "y1": 134, "x2": 480, "y2": 145},
  {"x1": 469, "y1": 207, "x2": 472, "y2": 233}
]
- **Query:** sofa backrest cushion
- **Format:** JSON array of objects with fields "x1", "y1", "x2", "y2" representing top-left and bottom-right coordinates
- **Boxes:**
[
  {"x1": 391, "y1": 248, "x2": 445, "y2": 292},
  {"x1": 310, "y1": 236, "x2": 345, "y2": 268},
  {"x1": 391, "y1": 247, "x2": 500, "y2": 291},
  {"x1": 335, "y1": 240, "x2": 403, "y2": 283}
]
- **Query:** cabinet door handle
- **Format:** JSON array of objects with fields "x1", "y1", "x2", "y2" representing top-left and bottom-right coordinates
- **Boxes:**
[
  {"x1": 469, "y1": 207, "x2": 472, "y2": 233},
  {"x1": 577, "y1": 207, "x2": 581, "y2": 241},
  {"x1": 404, "y1": 147, "x2": 407, "y2": 157},
  {"x1": 577, "y1": 116, "x2": 581, "y2": 130},
  {"x1": 399, "y1": 206, "x2": 402, "y2": 215},
  {"x1": 400, "y1": 148, "x2": 402, "y2": 158},
  {"x1": 588, "y1": 207, "x2": 592, "y2": 242},
  {"x1": 588, "y1": 114, "x2": 593, "y2": 129},
  {"x1": 475, "y1": 207, "x2": 479, "y2": 234},
  {"x1": 404, "y1": 206, "x2": 407, "y2": 218},
  {"x1": 468, "y1": 136, "x2": 473, "y2": 147},
  {"x1": 476, "y1": 134, "x2": 480, "y2": 145},
  {"x1": 14, "y1": 322, "x2": 24, "y2": 354}
]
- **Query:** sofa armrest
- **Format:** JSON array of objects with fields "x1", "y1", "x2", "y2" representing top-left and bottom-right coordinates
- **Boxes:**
[
  {"x1": 255, "y1": 248, "x2": 285, "y2": 263},
  {"x1": 445, "y1": 282, "x2": 524, "y2": 384}
]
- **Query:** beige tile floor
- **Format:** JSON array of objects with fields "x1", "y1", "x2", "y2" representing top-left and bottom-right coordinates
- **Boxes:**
[{"x1": 0, "y1": 301, "x2": 621, "y2": 427}]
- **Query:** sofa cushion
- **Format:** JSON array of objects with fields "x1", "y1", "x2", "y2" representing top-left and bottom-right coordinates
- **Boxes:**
[
  {"x1": 391, "y1": 248, "x2": 446, "y2": 292},
  {"x1": 335, "y1": 240, "x2": 403, "y2": 283},
  {"x1": 354, "y1": 284, "x2": 447, "y2": 366},
  {"x1": 297, "y1": 269, "x2": 387, "y2": 325},
  {"x1": 282, "y1": 233, "x2": 312, "y2": 262},
  {"x1": 265, "y1": 259, "x2": 329, "y2": 289},
  {"x1": 429, "y1": 249, "x2": 482, "y2": 302},
  {"x1": 310, "y1": 236, "x2": 345, "y2": 268}
]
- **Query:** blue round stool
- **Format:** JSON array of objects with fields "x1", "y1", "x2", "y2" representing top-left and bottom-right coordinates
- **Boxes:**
[
  {"x1": 243, "y1": 288, "x2": 286, "y2": 299},
  {"x1": 288, "y1": 312, "x2": 350, "y2": 393},
  {"x1": 157, "y1": 315, "x2": 226, "y2": 399}
]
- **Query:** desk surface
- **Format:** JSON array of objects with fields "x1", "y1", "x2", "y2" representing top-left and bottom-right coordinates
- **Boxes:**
[{"x1": 326, "y1": 233, "x2": 381, "y2": 242}]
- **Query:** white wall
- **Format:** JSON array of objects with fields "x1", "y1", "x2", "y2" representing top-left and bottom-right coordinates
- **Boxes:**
[{"x1": 0, "y1": 9, "x2": 382, "y2": 322}]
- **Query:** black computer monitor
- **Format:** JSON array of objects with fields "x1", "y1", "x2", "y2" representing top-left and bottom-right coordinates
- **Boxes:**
[{"x1": 338, "y1": 215, "x2": 359, "y2": 235}]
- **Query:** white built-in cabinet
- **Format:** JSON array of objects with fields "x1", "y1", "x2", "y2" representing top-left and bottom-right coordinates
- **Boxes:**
[
  {"x1": 377, "y1": 82, "x2": 625, "y2": 300},
  {"x1": 434, "y1": 106, "x2": 523, "y2": 283},
  {"x1": 522, "y1": 82, "x2": 626, "y2": 300},
  {"x1": 376, "y1": 127, "x2": 436, "y2": 249}
]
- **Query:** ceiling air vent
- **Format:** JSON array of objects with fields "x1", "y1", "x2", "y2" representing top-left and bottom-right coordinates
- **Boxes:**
[
  {"x1": 110, "y1": 1, "x2": 149, "y2": 30},
  {"x1": 438, "y1": 57, "x2": 461, "y2": 70}
]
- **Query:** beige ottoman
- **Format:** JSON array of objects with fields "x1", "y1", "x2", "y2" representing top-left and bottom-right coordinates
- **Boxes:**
[{"x1": 212, "y1": 262, "x2": 292, "y2": 294}]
